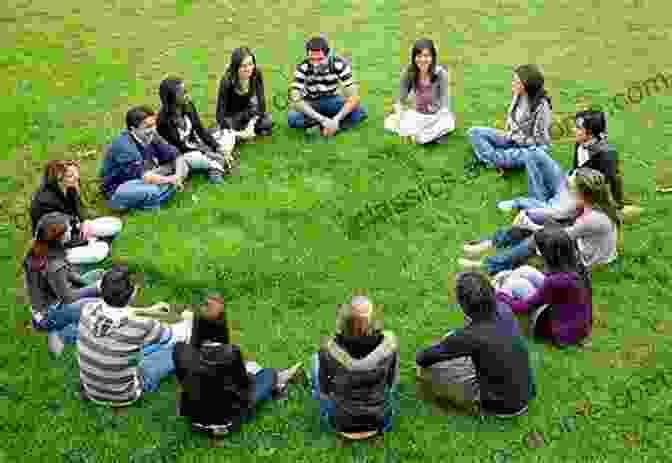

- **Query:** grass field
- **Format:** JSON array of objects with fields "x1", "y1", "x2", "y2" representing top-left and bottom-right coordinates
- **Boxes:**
[{"x1": 3, "y1": 0, "x2": 672, "y2": 461}]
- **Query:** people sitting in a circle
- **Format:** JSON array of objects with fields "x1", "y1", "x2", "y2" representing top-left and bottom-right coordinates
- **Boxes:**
[
  {"x1": 310, "y1": 296, "x2": 400, "y2": 438},
  {"x1": 78, "y1": 265, "x2": 180, "y2": 406},
  {"x1": 216, "y1": 47, "x2": 273, "y2": 140},
  {"x1": 173, "y1": 293, "x2": 303, "y2": 436},
  {"x1": 24, "y1": 212, "x2": 104, "y2": 357},
  {"x1": 31, "y1": 160, "x2": 122, "y2": 264},
  {"x1": 460, "y1": 168, "x2": 621, "y2": 274},
  {"x1": 498, "y1": 110, "x2": 624, "y2": 217},
  {"x1": 288, "y1": 35, "x2": 368, "y2": 137},
  {"x1": 385, "y1": 38, "x2": 456, "y2": 144},
  {"x1": 493, "y1": 229, "x2": 593, "y2": 347},
  {"x1": 467, "y1": 64, "x2": 552, "y2": 174},
  {"x1": 416, "y1": 272, "x2": 536, "y2": 418},
  {"x1": 157, "y1": 77, "x2": 234, "y2": 183}
]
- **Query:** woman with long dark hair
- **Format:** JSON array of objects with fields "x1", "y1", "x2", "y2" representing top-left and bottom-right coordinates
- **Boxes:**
[
  {"x1": 467, "y1": 64, "x2": 553, "y2": 173},
  {"x1": 216, "y1": 47, "x2": 273, "y2": 139},
  {"x1": 385, "y1": 38, "x2": 455, "y2": 144},
  {"x1": 157, "y1": 77, "x2": 235, "y2": 184},
  {"x1": 494, "y1": 229, "x2": 593, "y2": 347},
  {"x1": 24, "y1": 212, "x2": 103, "y2": 356}
]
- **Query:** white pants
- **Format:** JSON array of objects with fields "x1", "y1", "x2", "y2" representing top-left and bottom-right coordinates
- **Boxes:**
[
  {"x1": 178, "y1": 151, "x2": 226, "y2": 177},
  {"x1": 385, "y1": 109, "x2": 455, "y2": 144},
  {"x1": 65, "y1": 217, "x2": 123, "y2": 265}
]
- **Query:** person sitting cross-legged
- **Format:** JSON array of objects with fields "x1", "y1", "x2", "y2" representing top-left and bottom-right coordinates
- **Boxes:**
[
  {"x1": 288, "y1": 35, "x2": 368, "y2": 137},
  {"x1": 311, "y1": 296, "x2": 400, "y2": 438},
  {"x1": 416, "y1": 272, "x2": 536, "y2": 418},
  {"x1": 384, "y1": 38, "x2": 455, "y2": 144},
  {"x1": 173, "y1": 293, "x2": 303, "y2": 437},
  {"x1": 77, "y1": 266, "x2": 183, "y2": 406}
]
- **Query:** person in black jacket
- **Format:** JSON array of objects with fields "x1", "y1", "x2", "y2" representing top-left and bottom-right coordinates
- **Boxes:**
[
  {"x1": 216, "y1": 47, "x2": 273, "y2": 138},
  {"x1": 416, "y1": 272, "x2": 536, "y2": 417},
  {"x1": 498, "y1": 110, "x2": 624, "y2": 216},
  {"x1": 173, "y1": 293, "x2": 302, "y2": 436},
  {"x1": 157, "y1": 77, "x2": 236, "y2": 184},
  {"x1": 312, "y1": 296, "x2": 400, "y2": 437},
  {"x1": 31, "y1": 160, "x2": 122, "y2": 264}
]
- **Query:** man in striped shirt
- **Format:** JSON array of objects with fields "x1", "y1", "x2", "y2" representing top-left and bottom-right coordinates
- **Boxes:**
[
  {"x1": 288, "y1": 36, "x2": 367, "y2": 137},
  {"x1": 77, "y1": 266, "x2": 176, "y2": 405}
]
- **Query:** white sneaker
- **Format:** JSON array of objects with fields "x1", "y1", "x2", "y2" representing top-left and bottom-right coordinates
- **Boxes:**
[
  {"x1": 497, "y1": 200, "x2": 517, "y2": 211},
  {"x1": 463, "y1": 240, "x2": 493, "y2": 257},
  {"x1": 458, "y1": 258, "x2": 484, "y2": 271},
  {"x1": 48, "y1": 332, "x2": 65, "y2": 357}
]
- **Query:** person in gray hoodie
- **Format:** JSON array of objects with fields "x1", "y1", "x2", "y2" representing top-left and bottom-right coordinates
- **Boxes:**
[
  {"x1": 23, "y1": 212, "x2": 103, "y2": 357},
  {"x1": 311, "y1": 296, "x2": 400, "y2": 438}
]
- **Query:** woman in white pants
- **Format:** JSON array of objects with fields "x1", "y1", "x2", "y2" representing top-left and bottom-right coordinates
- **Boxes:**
[
  {"x1": 30, "y1": 160, "x2": 122, "y2": 265},
  {"x1": 385, "y1": 38, "x2": 455, "y2": 144}
]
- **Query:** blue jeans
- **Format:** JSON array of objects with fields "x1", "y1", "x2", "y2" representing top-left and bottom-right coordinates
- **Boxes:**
[
  {"x1": 507, "y1": 151, "x2": 568, "y2": 210},
  {"x1": 45, "y1": 285, "x2": 100, "y2": 344},
  {"x1": 142, "y1": 341, "x2": 176, "y2": 393},
  {"x1": 241, "y1": 368, "x2": 276, "y2": 423},
  {"x1": 108, "y1": 179, "x2": 176, "y2": 211},
  {"x1": 484, "y1": 228, "x2": 536, "y2": 275},
  {"x1": 467, "y1": 127, "x2": 550, "y2": 170},
  {"x1": 288, "y1": 95, "x2": 368, "y2": 130},
  {"x1": 310, "y1": 353, "x2": 397, "y2": 433}
]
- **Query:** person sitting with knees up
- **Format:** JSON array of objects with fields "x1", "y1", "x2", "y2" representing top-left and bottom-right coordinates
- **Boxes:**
[
  {"x1": 384, "y1": 38, "x2": 455, "y2": 145},
  {"x1": 24, "y1": 212, "x2": 104, "y2": 357},
  {"x1": 216, "y1": 47, "x2": 273, "y2": 140},
  {"x1": 466, "y1": 64, "x2": 552, "y2": 175},
  {"x1": 78, "y1": 266, "x2": 180, "y2": 406},
  {"x1": 173, "y1": 293, "x2": 303, "y2": 436},
  {"x1": 497, "y1": 110, "x2": 624, "y2": 217},
  {"x1": 459, "y1": 168, "x2": 622, "y2": 275},
  {"x1": 157, "y1": 77, "x2": 235, "y2": 184},
  {"x1": 493, "y1": 229, "x2": 592, "y2": 347},
  {"x1": 311, "y1": 296, "x2": 400, "y2": 438},
  {"x1": 288, "y1": 35, "x2": 368, "y2": 137},
  {"x1": 31, "y1": 160, "x2": 122, "y2": 265},
  {"x1": 416, "y1": 272, "x2": 536, "y2": 418}
]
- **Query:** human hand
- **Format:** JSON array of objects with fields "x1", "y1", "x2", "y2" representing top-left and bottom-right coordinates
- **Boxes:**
[{"x1": 321, "y1": 117, "x2": 339, "y2": 132}]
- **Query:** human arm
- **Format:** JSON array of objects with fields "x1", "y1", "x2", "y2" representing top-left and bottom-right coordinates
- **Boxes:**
[
  {"x1": 289, "y1": 62, "x2": 330, "y2": 123},
  {"x1": 318, "y1": 349, "x2": 331, "y2": 399},
  {"x1": 157, "y1": 115, "x2": 192, "y2": 154},
  {"x1": 187, "y1": 103, "x2": 219, "y2": 152},
  {"x1": 216, "y1": 77, "x2": 231, "y2": 129},
  {"x1": 415, "y1": 330, "x2": 475, "y2": 368},
  {"x1": 332, "y1": 58, "x2": 360, "y2": 124},
  {"x1": 396, "y1": 68, "x2": 412, "y2": 112},
  {"x1": 436, "y1": 66, "x2": 451, "y2": 113},
  {"x1": 564, "y1": 210, "x2": 614, "y2": 242},
  {"x1": 47, "y1": 265, "x2": 94, "y2": 304},
  {"x1": 255, "y1": 68, "x2": 268, "y2": 115},
  {"x1": 520, "y1": 100, "x2": 552, "y2": 146}
]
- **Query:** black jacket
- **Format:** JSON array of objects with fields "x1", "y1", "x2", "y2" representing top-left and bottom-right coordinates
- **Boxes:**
[
  {"x1": 573, "y1": 140, "x2": 624, "y2": 207},
  {"x1": 157, "y1": 79, "x2": 219, "y2": 154},
  {"x1": 216, "y1": 68, "x2": 267, "y2": 129},
  {"x1": 173, "y1": 317, "x2": 256, "y2": 433},
  {"x1": 30, "y1": 174, "x2": 84, "y2": 238},
  {"x1": 416, "y1": 315, "x2": 536, "y2": 415}
]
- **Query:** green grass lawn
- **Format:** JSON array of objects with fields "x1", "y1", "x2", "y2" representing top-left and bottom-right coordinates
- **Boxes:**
[{"x1": 3, "y1": 0, "x2": 672, "y2": 461}]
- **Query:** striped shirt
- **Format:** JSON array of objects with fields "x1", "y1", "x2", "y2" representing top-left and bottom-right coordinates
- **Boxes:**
[
  {"x1": 77, "y1": 301, "x2": 163, "y2": 404},
  {"x1": 291, "y1": 56, "x2": 355, "y2": 100}
]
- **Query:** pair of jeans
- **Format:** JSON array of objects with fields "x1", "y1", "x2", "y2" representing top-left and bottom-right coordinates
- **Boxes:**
[
  {"x1": 240, "y1": 368, "x2": 276, "y2": 424},
  {"x1": 141, "y1": 341, "x2": 176, "y2": 393},
  {"x1": 108, "y1": 179, "x2": 176, "y2": 211},
  {"x1": 506, "y1": 151, "x2": 568, "y2": 210},
  {"x1": 45, "y1": 284, "x2": 100, "y2": 344},
  {"x1": 467, "y1": 127, "x2": 550, "y2": 170},
  {"x1": 483, "y1": 228, "x2": 536, "y2": 275},
  {"x1": 310, "y1": 352, "x2": 397, "y2": 433},
  {"x1": 288, "y1": 95, "x2": 368, "y2": 130}
]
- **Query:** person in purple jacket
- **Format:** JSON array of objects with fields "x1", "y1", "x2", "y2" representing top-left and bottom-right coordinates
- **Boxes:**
[{"x1": 494, "y1": 229, "x2": 592, "y2": 347}]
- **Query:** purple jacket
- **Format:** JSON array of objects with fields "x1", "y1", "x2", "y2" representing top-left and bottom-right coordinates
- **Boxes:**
[{"x1": 496, "y1": 272, "x2": 592, "y2": 346}]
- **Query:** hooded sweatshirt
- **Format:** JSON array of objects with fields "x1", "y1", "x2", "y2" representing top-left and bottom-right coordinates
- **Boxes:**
[
  {"x1": 157, "y1": 79, "x2": 219, "y2": 154},
  {"x1": 318, "y1": 330, "x2": 400, "y2": 433},
  {"x1": 24, "y1": 212, "x2": 92, "y2": 323},
  {"x1": 30, "y1": 171, "x2": 84, "y2": 238},
  {"x1": 77, "y1": 300, "x2": 163, "y2": 404}
]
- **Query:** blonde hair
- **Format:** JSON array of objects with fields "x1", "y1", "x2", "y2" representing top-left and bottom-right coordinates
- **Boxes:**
[{"x1": 573, "y1": 168, "x2": 623, "y2": 227}]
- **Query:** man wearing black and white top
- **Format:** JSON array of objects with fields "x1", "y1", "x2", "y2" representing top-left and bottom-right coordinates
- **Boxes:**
[{"x1": 288, "y1": 36, "x2": 368, "y2": 137}]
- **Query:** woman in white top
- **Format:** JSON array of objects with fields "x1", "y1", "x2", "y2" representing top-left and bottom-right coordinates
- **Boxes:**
[{"x1": 385, "y1": 38, "x2": 455, "y2": 144}]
